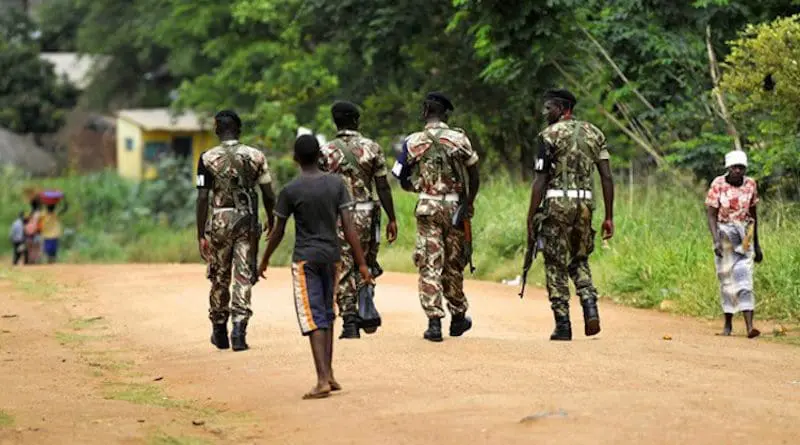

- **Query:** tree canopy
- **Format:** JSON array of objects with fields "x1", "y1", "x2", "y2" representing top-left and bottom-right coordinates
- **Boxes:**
[{"x1": 20, "y1": 0, "x2": 800, "y2": 196}]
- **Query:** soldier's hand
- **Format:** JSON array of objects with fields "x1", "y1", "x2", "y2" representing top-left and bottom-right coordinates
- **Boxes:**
[
  {"x1": 258, "y1": 259, "x2": 269, "y2": 280},
  {"x1": 386, "y1": 220, "x2": 398, "y2": 244},
  {"x1": 713, "y1": 240, "x2": 723, "y2": 258},
  {"x1": 198, "y1": 238, "x2": 211, "y2": 262},
  {"x1": 359, "y1": 264, "x2": 374, "y2": 285},
  {"x1": 754, "y1": 245, "x2": 763, "y2": 263},
  {"x1": 601, "y1": 219, "x2": 614, "y2": 240}
]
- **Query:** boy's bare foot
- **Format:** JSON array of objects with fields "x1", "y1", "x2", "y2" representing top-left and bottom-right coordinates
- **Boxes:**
[
  {"x1": 329, "y1": 378, "x2": 342, "y2": 391},
  {"x1": 302, "y1": 383, "x2": 331, "y2": 400},
  {"x1": 747, "y1": 328, "x2": 761, "y2": 339}
]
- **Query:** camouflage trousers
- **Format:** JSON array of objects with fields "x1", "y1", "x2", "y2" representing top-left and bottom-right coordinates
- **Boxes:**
[
  {"x1": 540, "y1": 199, "x2": 599, "y2": 317},
  {"x1": 413, "y1": 201, "x2": 469, "y2": 319},
  {"x1": 206, "y1": 211, "x2": 257, "y2": 325},
  {"x1": 336, "y1": 206, "x2": 376, "y2": 318}
]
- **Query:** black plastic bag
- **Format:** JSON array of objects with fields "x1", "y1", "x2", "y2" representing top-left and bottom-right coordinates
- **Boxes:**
[{"x1": 357, "y1": 283, "x2": 381, "y2": 334}]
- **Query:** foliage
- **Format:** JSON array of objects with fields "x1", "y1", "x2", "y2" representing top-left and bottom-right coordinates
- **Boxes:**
[
  {"x1": 0, "y1": 9, "x2": 79, "y2": 135},
  {"x1": 721, "y1": 13, "x2": 800, "y2": 130}
]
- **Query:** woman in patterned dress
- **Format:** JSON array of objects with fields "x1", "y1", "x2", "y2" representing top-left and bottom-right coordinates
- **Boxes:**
[{"x1": 705, "y1": 150, "x2": 763, "y2": 338}]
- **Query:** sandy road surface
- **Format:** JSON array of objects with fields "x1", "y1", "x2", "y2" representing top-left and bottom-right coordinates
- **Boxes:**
[{"x1": 0, "y1": 264, "x2": 798, "y2": 445}]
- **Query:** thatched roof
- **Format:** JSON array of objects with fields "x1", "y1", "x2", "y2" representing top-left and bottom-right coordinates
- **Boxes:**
[{"x1": 0, "y1": 127, "x2": 58, "y2": 176}]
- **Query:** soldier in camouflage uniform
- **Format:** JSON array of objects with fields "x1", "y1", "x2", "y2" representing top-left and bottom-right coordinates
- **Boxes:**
[
  {"x1": 526, "y1": 89, "x2": 615, "y2": 341},
  {"x1": 196, "y1": 110, "x2": 276, "y2": 351},
  {"x1": 319, "y1": 101, "x2": 398, "y2": 339},
  {"x1": 393, "y1": 92, "x2": 480, "y2": 342}
]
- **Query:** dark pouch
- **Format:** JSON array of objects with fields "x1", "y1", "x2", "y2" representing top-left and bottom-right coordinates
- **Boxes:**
[{"x1": 357, "y1": 283, "x2": 381, "y2": 334}]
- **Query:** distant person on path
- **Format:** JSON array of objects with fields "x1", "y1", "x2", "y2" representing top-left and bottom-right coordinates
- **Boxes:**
[
  {"x1": 38, "y1": 192, "x2": 68, "y2": 264},
  {"x1": 526, "y1": 89, "x2": 615, "y2": 341},
  {"x1": 40, "y1": 203, "x2": 64, "y2": 263},
  {"x1": 258, "y1": 134, "x2": 373, "y2": 400},
  {"x1": 705, "y1": 150, "x2": 762, "y2": 338},
  {"x1": 196, "y1": 110, "x2": 276, "y2": 352},
  {"x1": 9, "y1": 212, "x2": 27, "y2": 265},
  {"x1": 24, "y1": 197, "x2": 43, "y2": 264},
  {"x1": 319, "y1": 100, "x2": 398, "y2": 339},
  {"x1": 391, "y1": 92, "x2": 480, "y2": 342}
]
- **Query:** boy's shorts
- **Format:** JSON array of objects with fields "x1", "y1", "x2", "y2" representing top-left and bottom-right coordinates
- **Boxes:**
[
  {"x1": 43, "y1": 238, "x2": 59, "y2": 257},
  {"x1": 291, "y1": 261, "x2": 340, "y2": 335}
]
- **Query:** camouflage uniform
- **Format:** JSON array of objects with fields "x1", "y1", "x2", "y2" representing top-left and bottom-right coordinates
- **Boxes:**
[
  {"x1": 197, "y1": 140, "x2": 272, "y2": 325},
  {"x1": 404, "y1": 122, "x2": 479, "y2": 319},
  {"x1": 319, "y1": 129, "x2": 387, "y2": 318},
  {"x1": 533, "y1": 119, "x2": 609, "y2": 318}
]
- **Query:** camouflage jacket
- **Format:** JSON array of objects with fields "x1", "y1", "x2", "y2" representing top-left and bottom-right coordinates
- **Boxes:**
[
  {"x1": 404, "y1": 122, "x2": 479, "y2": 196},
  {"x1": 319, "y1": 130, "x2": 388, "y2": 203},
  {"x1": 196, "y1": 140, "x2": 272, "y2": 210},
  {"x1": 534, "y1": 118, "x2": 609, "y2": 194}
]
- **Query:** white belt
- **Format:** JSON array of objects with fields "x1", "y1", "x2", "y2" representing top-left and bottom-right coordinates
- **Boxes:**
[
  {"x1": 546, "y1": 189, "x2": 592, "y2": 199},
  {"x1": 352, "y1": 202, "x2": 375, "y2": 211},
  {"x1": 419, "y1": 192, "x2": 460, "y2": 202},
  {"x1": 213, "y1": 207, "x2": 235, "y2": 214}
]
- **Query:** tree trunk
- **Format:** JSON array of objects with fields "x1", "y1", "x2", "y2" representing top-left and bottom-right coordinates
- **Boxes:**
[{"x1": 706, "y1": 25, "x2": 743, "y2": 151}]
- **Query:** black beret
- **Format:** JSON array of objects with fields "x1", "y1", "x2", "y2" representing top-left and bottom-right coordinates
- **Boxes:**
[
  {"x1": 543, "y1": 89, "x2": 577, "y2": 107},
  {"x1": 425, "y1": 91, "x2": 454, "y2": 112},
  {"x1": 331, "y1": 101, "x2": 360, "y2": 117}
]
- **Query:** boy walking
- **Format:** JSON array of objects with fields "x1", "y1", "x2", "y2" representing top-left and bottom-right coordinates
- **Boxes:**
[
  {"x1": 9, "y1": 212, "x2": 27, "y2": 265},
  {"x1": 259, "y1": 134, "x2": 372, "y2": 400}
]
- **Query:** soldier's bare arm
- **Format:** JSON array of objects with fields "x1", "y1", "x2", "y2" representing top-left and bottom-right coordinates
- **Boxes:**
[
  {"x1": 596, "y1": 159, "x2": 615, "y2": 240},
  {"x1": 259, "y1": 216, "x2": 287, "y2": 279},
  {"x1": 259, "y1": 183, "x2": 276, "y2": 236},
  {"x1": 196, "y1": 155, "x2": 213, "y2": 261},
  {"x1": 340, "y1": 208, "x2": 373, "y2": 284},
  {"x1": 466, "y1": 164, "x2": 480, "y2": 211},
  {"x1": 528, "y1": 135, "x2": 550, "y2": 241},
  {"x1": 375, "y1": 176, "x2": 397, "y2": 243},
  {"x1": 527, "y1": 173, "x2": 548, "y2": 240},
  {"x1": 196, "y1": 189, "x2": 210, "y2": 261}
]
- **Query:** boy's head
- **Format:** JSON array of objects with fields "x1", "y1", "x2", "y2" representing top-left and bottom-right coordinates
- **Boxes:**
[
  {"x1": 294, "y1": 134, "x2": 320, "y2": 167},
  {"x1": 47, "y1": 204, "x2": 56, "y2": 212},
  {"x1": 214, "y1": 109, "x2": 242, "y2": 140}
]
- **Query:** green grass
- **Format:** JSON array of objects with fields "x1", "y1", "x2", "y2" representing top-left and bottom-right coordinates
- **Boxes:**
[
  {"x1": 104, "y1": 383, "x2": 188, "y2": 409},
  {"x1": 1, "y1": 168, "x2": 798, "y2": 322},
  {"x1": 147, "y1": 433, "x2": 213, "y2": 445},
  {"x1": 0, "y1": 267, "x2": 61, "y2": 300},
  {"x1": 0, "y1": 410, "x2": 14, "y2": 427},
  {"x1": 54, "y1": 330, "x2": 102, "y2": 345},
  {"x1": 104, "y1": 383, "x2": 221, "y2": 417}
]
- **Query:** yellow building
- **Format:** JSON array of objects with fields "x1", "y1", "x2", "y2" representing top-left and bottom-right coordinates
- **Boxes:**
[{"x1": 115, "y1": 108, "x2": 216, "y2": 181}]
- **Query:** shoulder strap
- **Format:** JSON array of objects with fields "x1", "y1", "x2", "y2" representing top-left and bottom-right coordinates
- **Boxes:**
[{"x1": 333, "y1": 138, "x2": 362, "y2": 173}]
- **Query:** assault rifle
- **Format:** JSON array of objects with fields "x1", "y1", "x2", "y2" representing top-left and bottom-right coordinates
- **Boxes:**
[
  {"x1": 519, "y1": 211, "x2": 543, "y2": 299},
  {"x1": 452, "y1": 203, "x2": 475, "y2": 274}
]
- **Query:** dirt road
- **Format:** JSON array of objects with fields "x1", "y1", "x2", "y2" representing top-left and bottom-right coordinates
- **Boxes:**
[{"x1": 1, "y1": 265, "x2": 798, "y2": 445}]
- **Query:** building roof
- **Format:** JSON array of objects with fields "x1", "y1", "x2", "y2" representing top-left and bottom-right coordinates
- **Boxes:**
[
  {"x1": 39, "y1": 52, "x2": 109, "y2": 90},
  {"x1": 0, "y1": 127, "x2": 58, "y2": 176},
  {"x1": 116, "y1": 108, "x2": 213, "y2": 132}
]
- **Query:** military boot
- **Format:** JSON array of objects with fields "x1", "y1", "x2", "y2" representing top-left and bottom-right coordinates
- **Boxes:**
[
  {"x1": 582, "y1": 300, "x2": 601, "y2": 337},
  {"x1": 449, "y1": 313, "x2": 473, "y2": 337},
  {"x1": 339, "y1": 314, "x2": 360, "y2": 339},
  {"x1": 210, "y1": 323, "x2": 229, "y2": 350},
  {"x1": 550, "y1": 312, "x2": 572, "y2": 341},
  {"x1": 231, "y1": 321, "x2": 249, "y2": 351},
  {"x1": 424, "y1": 317, "x2": 443, "y2": 342}
]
